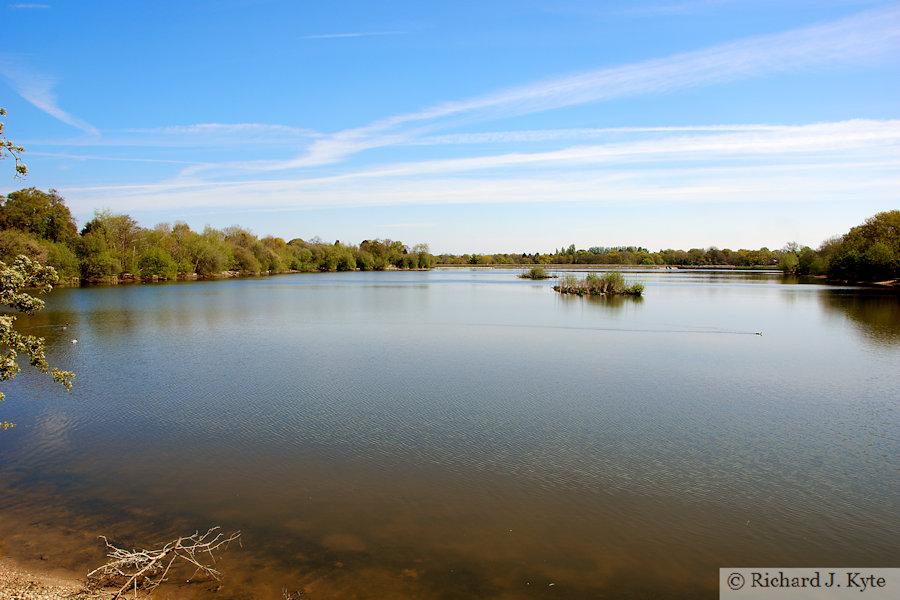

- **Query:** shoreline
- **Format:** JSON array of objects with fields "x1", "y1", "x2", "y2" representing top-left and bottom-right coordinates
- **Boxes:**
[
  {"x1": 0, "y1": 556, "x2": 86, "y2": 599},
  {"x1": 0, "y1": 555, "x2": 210, "y2": 600}
]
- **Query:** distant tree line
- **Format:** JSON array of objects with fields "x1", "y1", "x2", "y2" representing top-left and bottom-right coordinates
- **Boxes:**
[
  {"x1": 439, "y1": 210, "x2": 900, "y2": 284},
  {"x1": 439, "y1": 244, "x2": 778, "y2": 268},
  {"x1": 0, "y1": 188, "x2": 434, "y2": 283}
]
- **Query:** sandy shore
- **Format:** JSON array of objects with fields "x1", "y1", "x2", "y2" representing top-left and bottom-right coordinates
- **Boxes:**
[{"x1": 0, "y1": 557, "x2": 87, "y2": 599}]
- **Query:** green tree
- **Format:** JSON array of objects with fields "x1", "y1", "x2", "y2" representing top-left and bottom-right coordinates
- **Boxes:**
[
  {"x1": 797, "y1": 246, "x2": 823, "y2": 275},
  {"x1": 828, "y1": 211, "x2": 900, "y2": 281},
  {"x1": 0, "y1": 188, "x2": 78, "y2": 244},
  {"x1": 0, "y1": 254, "x2": 74, "y2": 428},
  {"x1": 1, "y1": 113, "x2": 73, "y2": 428},
  {"x1": 138, "y1": 246, "x2": 178, "y2": 279},
  {"x1": 231, "y1": 246, "x2": 261, "y2": 273},
  {"x1": 0, "y1": 228, "x2": 47, "y2": 263},
  {"x1": 77, "y1": 228, "x2": 120, "y2": 280},
  {"x1": 45, "y1": 241, "x2": 80, "y2": 280},
  {"x1": 356, "y1": 250, "x2": 375, "y2": 271},
  {"x1": 83, "y1": 210, "x2": 142, "y2": 274}
]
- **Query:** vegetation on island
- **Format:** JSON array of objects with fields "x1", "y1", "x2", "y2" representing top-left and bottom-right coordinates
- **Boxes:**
[
  {"x1": 554, "y1": 271, "x2": 644, "y2": 296},
  {"x1": 518, "y1": 266, "x2": 551, "y2": 279}
]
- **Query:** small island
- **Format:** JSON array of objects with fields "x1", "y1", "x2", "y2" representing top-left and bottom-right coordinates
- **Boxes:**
[
  {"x1": 518, "y1": 266, "x2": 552, "y2": 279},
  {"x1": 553, "y1": 271, "x2": 644, "y2": 296}
]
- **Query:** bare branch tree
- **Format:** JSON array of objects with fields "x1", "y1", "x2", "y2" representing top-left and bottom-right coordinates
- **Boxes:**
[{"x1": 86, "y1": 527, "x2": 241, "y2": 599}]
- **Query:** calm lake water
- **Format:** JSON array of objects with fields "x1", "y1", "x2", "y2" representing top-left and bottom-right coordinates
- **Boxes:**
[{"x1": 1, "y1": 269, "x2": 898, "y2": 599}]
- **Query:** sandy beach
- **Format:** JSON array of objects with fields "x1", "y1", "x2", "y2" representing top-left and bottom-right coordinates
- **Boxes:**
[{"x1": 0, "y1": 557, "x2": 86, "y2": 599}]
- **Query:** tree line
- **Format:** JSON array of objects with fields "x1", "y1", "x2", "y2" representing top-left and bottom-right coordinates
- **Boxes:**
[
  {"x1": 0, "y1": 188, "x2": 435, "y2": 283},
  {"x1": 438, "y1": 211, "x2": 899, "y2": 283},
  {"x1": 439, "y1": 245, "x2": 779, "y2": 268}
]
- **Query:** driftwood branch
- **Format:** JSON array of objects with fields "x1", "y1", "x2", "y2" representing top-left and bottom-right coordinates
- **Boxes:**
[{"x1": 86, "y1": 527, "x2": 241, "y2": 599}]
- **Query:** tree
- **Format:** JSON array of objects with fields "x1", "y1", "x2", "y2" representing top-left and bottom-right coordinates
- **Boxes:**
[
  {"x1": 0, "y1": 256, "x2": 74, "y2": 428},
  {"x1": 1, "y1": 110, "x2": 74, "y2": 428},
  {"x1": 83, "y1": 209, "x2": 142, "y2": 274},
  {"x1": 78, "y1": 227, "x2": 120, "y2": 280},
  {"x1": 0, "y1": 108, "x2": 27, "y2": 177},
  {"x1": 0, "y1": 188, "x2": 78, "y2": 244},
  {"x1": 138, "y1": 246, "x2": 177, "y2": 279},
  {"x1": 828, "y1": 210, "x2": 900, "y2": 281}
]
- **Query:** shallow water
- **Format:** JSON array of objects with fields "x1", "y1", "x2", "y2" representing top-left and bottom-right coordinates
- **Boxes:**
[{"x1": 1, "y1": 269, "x2": 898, "y2": 598}]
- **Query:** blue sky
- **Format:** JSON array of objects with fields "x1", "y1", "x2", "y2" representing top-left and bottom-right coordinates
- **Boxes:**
[{"x1": 1, "y1": 0, "x2": 898, "y2": 254}]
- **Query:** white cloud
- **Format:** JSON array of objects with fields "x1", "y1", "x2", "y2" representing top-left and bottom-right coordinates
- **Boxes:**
[
  {"x1": 59, "y1": 118, "x2": 899, "y2": 215},
  {"x1": 264, "y1": 119, "x2": 900, "y2": 182},
  {"x1": 300, "y1": 31, "x2": 407, "y2": 39},
  {"x1": 27, "y1": 151, "x2": 209, "y2": 166},
  {"x1": 62, "y1": 161, "x2": 900, "y2": 217},
  {"x1": 0, "y1": 56, "x2": 99, "y2": 136},
  {"x1": 234, "y1": 5, "x2": 900, "y2": 174},
  {"x1": 125, "y1": 123, "x2": 321, "y2": 138},
  {"x1": 146, "y1": 5, "x2": 900, "y2": 184}
]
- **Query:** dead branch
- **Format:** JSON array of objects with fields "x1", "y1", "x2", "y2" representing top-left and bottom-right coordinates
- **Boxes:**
[{"x1": 86, "y1": 526, "x2": 241, "y2": 599}]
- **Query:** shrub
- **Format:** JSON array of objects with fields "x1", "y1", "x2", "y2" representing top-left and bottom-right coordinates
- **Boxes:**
[
  {"x1": 138, "y1": 247, "x2": 178, "y2": 279},
  {"x1": 518, "y1": 266, "x2": 550, "y2": 279},
  {"x1": 45, "y1": 241, "x2": 80, "y2": 280},
  {"x1": 553, "y1": 271, "x2": 643, "y2": 296}
]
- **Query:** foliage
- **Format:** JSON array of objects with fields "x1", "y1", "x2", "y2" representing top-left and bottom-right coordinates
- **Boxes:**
[
  {"x1": 440, "y1": 245, "x2": 778, "y2": 268},
  {"x1": 553, "y1": 271, "x2": 643, "y2": 296},
  {"x1": 46, "y1": 241, "x2": 80, "y2": 280},
  {"x1": 0, "y1": 228, "x2": 47, "y2": 263},
  {"x1": 0, "y1": 188, "x2": 78, "y2": 244},
  {"x1": 78, "y1": 229, "x2": 120, "y2": 280},
  {"x1": 827, "y1": 211, "x2": 900, "y2": 282},
  {"x1": 0, "y1": 189, "x2": 435, "y2": 282},
  {"x1": 138, "y1": 246, "x2": 178, "y2": 279},
  {"x1": 0, "y1": 256, "x2": 75, "y2": 428},
  {"x1": 518, "y1": 266, "x2": 550, "y2": 279},
  {"x1": 0, "y1": 108, "x2": 27, "y2": 177},
  {"x1": 778, "y1": 242, "x2": 825, "y2": 276}
]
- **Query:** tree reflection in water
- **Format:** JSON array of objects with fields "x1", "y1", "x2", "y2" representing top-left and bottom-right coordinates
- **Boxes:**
[{"x1": 821, "y1": 290, "x2": 900, "y2": 345}]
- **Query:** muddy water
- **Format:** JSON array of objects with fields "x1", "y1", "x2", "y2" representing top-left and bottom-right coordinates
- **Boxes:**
[{"x1": 1, "y1": 270, "x2": 898, "y2": 598}]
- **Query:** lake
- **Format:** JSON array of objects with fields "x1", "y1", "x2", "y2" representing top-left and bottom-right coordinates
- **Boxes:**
[{"x1": 1, "y1": 269, "x2": 898, "y2": 599}]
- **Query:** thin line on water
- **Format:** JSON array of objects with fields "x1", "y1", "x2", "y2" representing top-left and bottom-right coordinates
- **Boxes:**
[{"x1": 471, "y1": 322, "x2": 763, "y2": 336}]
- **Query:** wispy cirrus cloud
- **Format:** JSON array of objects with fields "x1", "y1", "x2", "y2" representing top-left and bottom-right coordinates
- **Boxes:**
[
  {"x1": 30, "y1": 5, "x2": 900, "y2": 226},
  {"x1": 61, "y1": 118, "x2": 900, "y2": 215},
  {"x1": 62, "y1": 159, "x2": 900, "y2": 217},
  {"x1": 0, "y1": 55, "x2": 99, "y2": 136},
  {"x1": 621, "y1": 0, "x2": 736, "y2": 17},
  {"x1": 368, "y1": 6, "x2": 898, "y2": 129},
  {"x1": 300, "y1": 31, "x2": 407, "y2": 40},
  {"x1": 411, "y1": 124, "x2": 785, "y2": 146},
  {"x1": 272, "y1": 119, "x2": 900, "y2": 182},
  {"x1": 194, "y1": 4, "x2": 898, "y2": 177},
  {"x1": 127, "y1": 123, "x2": 320, "y2": 137},
  {"x1": 27, "y1": 151, "x2": 210, "y2": 166}
]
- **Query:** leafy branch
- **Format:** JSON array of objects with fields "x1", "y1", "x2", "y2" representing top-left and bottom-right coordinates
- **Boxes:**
[{"x1": 0, "y1": 108, "x2": 28, "y2": 177}]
